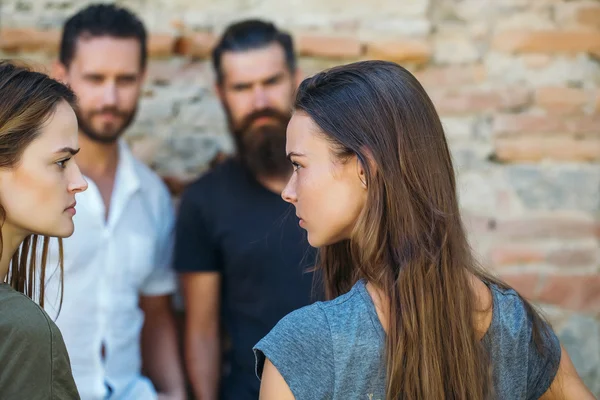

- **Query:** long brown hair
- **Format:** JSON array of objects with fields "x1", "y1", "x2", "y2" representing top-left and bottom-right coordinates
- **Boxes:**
[
  {"x1": 0, "y1": 61, "x2": 77, "y2": 307},
  {"x1": 295, "y1": 60, "x2": 555, "y2": 399}
]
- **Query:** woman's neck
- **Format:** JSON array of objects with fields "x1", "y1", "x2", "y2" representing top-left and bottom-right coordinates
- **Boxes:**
[
  {"x1": 0, "y1": 223, "x2": 28, "y2": 281},
  {"x1": 365, "y1": 281, "x2": 391, "y2": 333}
]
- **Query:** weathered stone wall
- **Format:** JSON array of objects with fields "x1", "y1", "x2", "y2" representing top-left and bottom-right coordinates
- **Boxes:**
[{"x1": 1, "y1": 0, "x2": 598, "y2": 393}]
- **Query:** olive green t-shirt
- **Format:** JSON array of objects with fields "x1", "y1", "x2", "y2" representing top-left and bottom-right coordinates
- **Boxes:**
[{"x1": 0, "y1": 284, "x2": 80, "y2": 399}]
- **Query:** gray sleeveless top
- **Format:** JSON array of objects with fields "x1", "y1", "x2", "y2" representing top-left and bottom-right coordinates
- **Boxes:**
[{"x1": 254, "y1": 280, "x2": 561, "y2": 399}]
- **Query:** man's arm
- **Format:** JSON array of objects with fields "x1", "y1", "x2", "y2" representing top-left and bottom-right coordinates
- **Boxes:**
[
  {"x1": 140, "y1": 294, "x2": 186, "y2": 400},
  {"x1": 181, "y1": 272, "x2": 221, "y2": 400}
]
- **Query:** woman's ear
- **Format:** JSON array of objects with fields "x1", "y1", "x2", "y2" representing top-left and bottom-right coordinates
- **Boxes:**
[
  {"x1": 357, "y1": 148, "x2": 376, "y2": 189},
  {"x1": 357, "y1": 157, "x2": 368, "y2": 189},
  {"x1": 358, "y1": 146, "x2": 379, "y2": 190}
]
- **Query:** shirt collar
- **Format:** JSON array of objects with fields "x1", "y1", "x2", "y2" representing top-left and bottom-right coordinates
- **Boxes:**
[{"x1": 116, "y1": 139, "x2": 141, "y2": 195}]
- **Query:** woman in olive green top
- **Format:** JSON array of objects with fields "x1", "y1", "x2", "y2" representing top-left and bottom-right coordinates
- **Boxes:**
[{"x1": 0, "y1": 61, "x2": 88, "y2": 398}]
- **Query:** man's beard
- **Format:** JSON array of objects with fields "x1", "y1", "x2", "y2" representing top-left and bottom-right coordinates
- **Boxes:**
[
  {"x1": 76, "y1": 106, "x2": 137, "y2": 144},
  {"x1": 231, "y1": 108, "x2": 292, "y2": 179}
]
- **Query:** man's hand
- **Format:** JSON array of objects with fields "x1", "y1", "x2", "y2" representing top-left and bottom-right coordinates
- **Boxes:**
[
  {"x1": 157, "y1": 391, "x2": 186, "y2": 400},
  {"x1": 140, "y1": 295, "x2": 186, "y2": 399},
  {"x1": 181, "y1": 272, "x2": 222, "y2": 400}
]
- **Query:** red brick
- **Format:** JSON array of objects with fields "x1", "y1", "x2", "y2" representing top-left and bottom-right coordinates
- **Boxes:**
[
  {"x1": 414, "y1": 64, "x2": 487, "y2": 88},
  {"x1": 494, "y1": 215, "x2": 599, "y2": 240},
  {"x1": 498, "y1": 272, "x2": 542, "y2": 302},
  {"x1": 569, "y1": 115, "x2": 600, "y2": 136},
  {"x1": 365, "y1": 39, "x2": 431, "y2": 64},
  {"x1": 489, "y1": 245, "x2": 546, "y2": 267},
  {"x1": 576, "y1": 6, "x2": 600, "y2": 28},
  {"x1": 1, "y1": 58, "x2": 52, "y2": 74},
  {"x1": 175, "y1": 32, "x2": 216, "y2": 58},
  {"x1": 0, "y1": 28, "x2": 60, "y2": 53},
  {"x1": 538, "y1": 274, "x2": 600, "y2": 312},
  {"x1": 493, "y1": 114, "x2": 565, "y2": 136},
  {"x1": 494, "y1": 137, "x2": 600, "y2": 162},
  {"x1": 492, "y1": 30, "x2": 600, "y2": 54},
  {"x1": 431, "y1": 88, "x2": 531, "y2": 115},
  {"x1": 493, "y1": 114, "x2": 600, "y2": 137},
  {"x1": 148, "y1": 33, "x2": 176, "y2": 58},
  {"x1": 0, "y1": 28, "x2": 178, "y2": 59},
  {"x1": 297, "y1": 34, "x2": 362, "y2": 59},
  {"x1": 546, "y1": 247, "x2": 599, "y2": 268},
  {"x1": 535, "y1": 87, "x2": 590, "y2": 116}
]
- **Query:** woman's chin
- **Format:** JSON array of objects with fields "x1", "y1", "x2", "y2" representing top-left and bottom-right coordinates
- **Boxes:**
[
  {"x1": 308, "y1": 231, "x2": 351, "y2": 248},
  {"x1": 307, "y1": 232, "x2": 336, "y2": 248},
  {"x1": 306, "y1": 232, "x2": 320, "y2": 248},
  {"x1": 43, "y1": 221, "x2": 75, "y2": 239},
  {"x1": 59, "y1": 224, "x2": 76, "y2": 238}
]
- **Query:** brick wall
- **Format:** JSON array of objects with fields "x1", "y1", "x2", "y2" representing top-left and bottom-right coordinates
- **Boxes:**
[{"x1": 1, "y1": 0, "x2": 599, "y2": 393}]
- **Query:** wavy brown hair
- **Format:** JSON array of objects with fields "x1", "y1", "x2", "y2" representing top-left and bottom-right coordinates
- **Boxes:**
[
  {"x1": 0, "y1": 61, "x2": 77, "y2": 307},
  {"x1": 295, "y1": 60, "x2": 555, "y2": 399}
]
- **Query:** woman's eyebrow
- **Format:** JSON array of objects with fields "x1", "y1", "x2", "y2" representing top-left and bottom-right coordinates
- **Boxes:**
[
  {"x1": 54, "y1": 147, "x2": 80, "y2": 155},
  {"x1": 286, "y1": 151, "x2": 306, "y2": 161}
]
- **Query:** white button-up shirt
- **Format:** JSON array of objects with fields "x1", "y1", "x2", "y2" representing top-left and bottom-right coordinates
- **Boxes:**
[{"x1": 44, "y1": 140, "x2": 177, "y2": 400}]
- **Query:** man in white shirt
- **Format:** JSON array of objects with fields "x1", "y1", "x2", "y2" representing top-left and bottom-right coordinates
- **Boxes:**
[{"x1": 46, "y1": 4, "x2": 185, "y2": 399}]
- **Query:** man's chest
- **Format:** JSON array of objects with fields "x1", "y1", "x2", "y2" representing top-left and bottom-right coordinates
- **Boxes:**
[
  {"x1": 59, "y1": 200, "x2": 159, "y2": 287},
  {"x1": 216, "y1": 206, "x2": 310, "y2": 272}
]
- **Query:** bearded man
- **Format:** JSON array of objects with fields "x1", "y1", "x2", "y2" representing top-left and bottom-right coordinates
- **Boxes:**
[{"x1": 173, "y1": 19, "x2": 319, "y2": 400}]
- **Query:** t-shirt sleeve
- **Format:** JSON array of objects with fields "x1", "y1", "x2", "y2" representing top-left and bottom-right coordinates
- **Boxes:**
[
  {"x1": 526, "y1": 320, "x2": 562, "y2": 400},
  {"x1": 141, "y1": 189, "x2": 177, "y2": 296},
  {"x1": 253, "y1": 304, "x2": 335, "y2": 399},
  {"x1": 50, "y1": 321, "x2": 81, "y2": 399},
  {"x1": 173, "y1": 185, "x2": 221, "y2": 274},
  {"x1": 0, "y1": 291, "x2": 80, "y2": 399}
]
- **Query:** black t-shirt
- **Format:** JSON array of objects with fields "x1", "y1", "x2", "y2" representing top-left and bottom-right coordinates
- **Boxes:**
[{"x1": 174, "y1": 159, "x2": 318, "y2": 399}]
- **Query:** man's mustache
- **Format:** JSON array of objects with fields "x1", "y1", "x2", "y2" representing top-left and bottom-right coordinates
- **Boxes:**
[
  {"x1": 90, "y1": 107, "x2": 128, "y2": 118},
  {"x1": 236, "y1": 108, "x2": 291, "y2": 134}
]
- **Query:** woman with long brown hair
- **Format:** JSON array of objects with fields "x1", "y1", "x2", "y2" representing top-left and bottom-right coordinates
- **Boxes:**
[
  {"x1": 254, "y1": 60, "x2": 595, "y2": 399},
  {"x1": 0, "y1": 61, "x2": 87, "y2": 398}
]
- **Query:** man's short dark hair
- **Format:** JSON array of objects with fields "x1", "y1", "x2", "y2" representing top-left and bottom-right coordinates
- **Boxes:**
[
  {"x1": 212, "y1": 19, "x2": 296, "y2": 85},
  {"x1": 59, "y1": 3, "x2": 147, "y2": 69}
]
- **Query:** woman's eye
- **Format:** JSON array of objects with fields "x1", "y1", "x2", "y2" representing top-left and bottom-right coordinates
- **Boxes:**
[
  {"x1": 291, "y1": 161, "x2": 301, "y2": 171},
  {"x1": 56, "y1": 158, "x2": 71, "y2": 169}
]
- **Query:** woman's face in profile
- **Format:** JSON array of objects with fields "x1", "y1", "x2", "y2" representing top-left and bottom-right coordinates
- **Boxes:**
[
  {"x1": 282, "y1": 112, "x2": 368, "y2": 248},
  {"x1": 0, "y1": 100, "x2": 88, "y2": 239}
]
